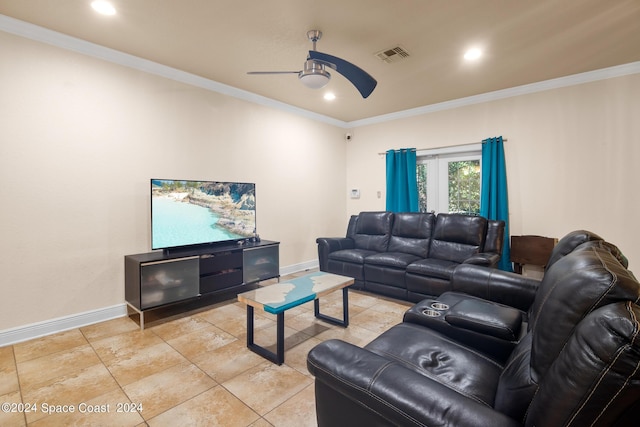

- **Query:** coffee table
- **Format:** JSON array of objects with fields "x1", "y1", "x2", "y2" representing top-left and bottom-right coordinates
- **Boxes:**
[{"x1": 237, "y1": 271, "x2": 354, "y2": 365}]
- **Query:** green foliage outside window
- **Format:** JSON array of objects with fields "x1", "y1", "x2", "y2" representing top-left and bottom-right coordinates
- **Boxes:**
[
  {"x1": 417, "y1": 160, "x2": 480, "y2": 214},
  {"x1": 448, "y1": 160, "x2": 480, "y2": 215}
]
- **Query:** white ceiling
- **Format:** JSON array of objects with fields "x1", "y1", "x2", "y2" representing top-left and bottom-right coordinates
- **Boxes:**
[{"x1": 1, "y1": 0, "x2": 640, "y2": 123}]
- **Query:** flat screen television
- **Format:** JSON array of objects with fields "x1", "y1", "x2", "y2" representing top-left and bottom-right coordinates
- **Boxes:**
[{"x1": 151, "y1": 179, "x2": 256, "y2": 252}]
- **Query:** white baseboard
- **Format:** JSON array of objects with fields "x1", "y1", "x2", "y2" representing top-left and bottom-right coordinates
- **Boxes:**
[
  {"x1": 280, "y1": 259, "x2": 319, "y2": 277},
  {"x1": 0, "y1": 261, "x2": 320, "y2": 347},
  {"x1": 0, "y1": 304, "x2": 128, "y2": 347}
]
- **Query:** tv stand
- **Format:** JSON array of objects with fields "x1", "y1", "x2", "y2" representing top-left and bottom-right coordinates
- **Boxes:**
[{"x1": 125, "y1": 240, "x2": 279, "y2": 329}]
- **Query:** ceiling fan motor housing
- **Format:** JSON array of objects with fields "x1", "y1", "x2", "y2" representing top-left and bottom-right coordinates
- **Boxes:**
[{"x1": 298, "y1": 60, "x2": 330, "y2": 89}]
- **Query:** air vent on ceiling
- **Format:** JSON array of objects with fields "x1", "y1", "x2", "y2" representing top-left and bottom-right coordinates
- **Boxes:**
[{"x1": 375, "y1": 46, "x2": 410, "y2": 63}]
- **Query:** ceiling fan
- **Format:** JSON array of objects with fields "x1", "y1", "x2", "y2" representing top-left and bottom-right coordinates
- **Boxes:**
[{"x1": 247, "y1": 30, "x2": 377, "y2": 98}]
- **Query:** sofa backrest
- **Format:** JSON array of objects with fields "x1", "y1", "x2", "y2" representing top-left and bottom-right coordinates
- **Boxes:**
[
  {"x1": 346, "y1": 215, "x2": 358, "y2": 239},
  {"x1": 353, "y1": 211, "x2": 394, "y2": 252},
  {"x1": 428, "y1": 213, "x2": 488, "y2": 262},
  {"x1": 545, "y1": 229, "x2": 603, "y2": 270},
  {"x1": 495, "y1": 247, "x2": 640, "y2": 422},
  {"x1": 528, "y1": 246, "x2": 640, "y2": 380},
  {"x1": 482, "y1": 219, "x2": 505, "y2": 256},
  {"x1": 525, "y1": 301, "x2": 640, "y2": 426},
  {"x1": 387, "y1": 212, "x2": 436, "y2": 258}
]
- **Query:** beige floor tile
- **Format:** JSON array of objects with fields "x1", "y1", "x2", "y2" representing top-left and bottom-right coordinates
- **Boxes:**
[
  {"x1": 28, "y1": 388, "x2": 144, "y2": 427},
  {"x1": 81, "y1": 316, "x2": 141, "y2": 342},
  {"x1": 222, "y1": 361, "x2": 312, "y2": 415},
  {"x1": 105, "y1": 341, "x2": 188, "y2": 386},
  {"x1": 282, "y1": 336, "x2": 324, "y2": 377},
  {"x1": 195, "y1": 302, "x2": 247, "y2": 325},
  {"x1": 264, "y1": 383, "x2": 317, "y2": 427},
  {"x1": 251, "y1": 324, "x2": 313, "y2": 354},
  {"x1": 215, "y1": 311, "x2": 276, "y2": 338},
  {"x1": 193, "y1": 339, "x2": 266, "y2": 384},
  {"x1": 368, "y1": 298, "x2": 412, "y2": 317},
  {"x1": 3, "y1": 268, "x2": 413, "y2": 427},
  {"x1": 150, "y1": 315, "x2": 213, "y2": 341},
  {"x1": 165, "y1": 325, "x2": 236, "y2": 360},
  {"x1": 147, "y1": 385, "x2": 260, "y2": 427},
  {"x1": 90, "y1": 328, "x2": 165, "y2": 365},
  {"x1": 351, "y1": 309, "x2": 402, "y2": 335},
  {"x1": 13, "y1": 329, "x2": 88, "y2": 363},
  {"x1": 17, "y1": 344, "x2": 102, "y2": 391},
  {"x1": 0, "y1": 390, "x2": 26, "y2": 427},
  {"x1": 122, "y1": 361, "x2": 216, "y2": 420},
  {"x1": 349, "y1": 291, "x2": 381, "y2": 308},
  {"x1": 285, "y1": 311, "x2": 334, "y2": 337},
  {"x1": 22, "y1": 363, "x2": 120, "y2": 424},
  {"x1": 314, "y1": 323, "x2": 380, "y2": 347},
  {"x1": 0, "y1": 346, "x2": 19, "y2": 396},
  {"x1": 249, "y1": 418, "x2": 274, "y2": 427}
]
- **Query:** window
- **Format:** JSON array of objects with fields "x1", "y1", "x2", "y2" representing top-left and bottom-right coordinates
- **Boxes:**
[{"x1": 416, "y1": 145, "x2": 481, "y2": 215}]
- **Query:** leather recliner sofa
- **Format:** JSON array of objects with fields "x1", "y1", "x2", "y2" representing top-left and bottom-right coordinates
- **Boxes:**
[
  {"x1": 308, "y1": 232, "x2": 640, "y2": 426},
  {"x1": 316, "y1": 211, "x2": 505, "y2": 302}
]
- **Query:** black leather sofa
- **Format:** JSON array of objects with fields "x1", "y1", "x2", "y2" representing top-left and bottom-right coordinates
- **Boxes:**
[
  {"x1": 308, "y1": 231, "x2": 640, "y2": 426},
  {"x1": 316, "y1": 211, "x2": 505, "y2": 302}
]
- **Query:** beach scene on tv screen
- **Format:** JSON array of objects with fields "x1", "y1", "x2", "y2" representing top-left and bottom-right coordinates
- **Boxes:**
[{"x1": 152, "y1": 180, "x2": 256, "y2": 249}]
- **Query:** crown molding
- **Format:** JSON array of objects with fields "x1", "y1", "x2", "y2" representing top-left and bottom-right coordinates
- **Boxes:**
[
  {"x1": 2, "y1": 14, "x2": 639, "y2": 130},
  {"x1": 348, "y1": 61, "x2": 640, "y2": 128},
  {"x1": 0, "y1": 14, "x2": 349, "y2": 128}
]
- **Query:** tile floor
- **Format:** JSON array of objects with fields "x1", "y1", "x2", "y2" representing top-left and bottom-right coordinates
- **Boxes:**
[{"x1": 0, "y1": 270, "x2": 412, "y2": 426}]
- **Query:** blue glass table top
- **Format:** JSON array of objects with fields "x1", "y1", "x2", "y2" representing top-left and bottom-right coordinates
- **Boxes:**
[{"x1": 237, "y1": 271, "x2": 354, "y2": 314}]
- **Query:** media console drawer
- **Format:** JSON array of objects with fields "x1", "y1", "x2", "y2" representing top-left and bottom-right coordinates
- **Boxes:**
[
  {"x1": 200, "y1": 251, "x2": 243, "y2": 275},
  {"x1": 200, "y1": 270, "x2": 244, "y2": 294}
]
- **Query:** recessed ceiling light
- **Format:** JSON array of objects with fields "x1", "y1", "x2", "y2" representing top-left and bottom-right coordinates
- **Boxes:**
[
  {"x1": 324, "y1": 92, "x2": 336, "y2": 101},
  {"x1": 91, "y1": 1, "x2": 117, "y2": 15},
  {"x1": 464, "y1": 48, "x2": 482, "y2": 61}
]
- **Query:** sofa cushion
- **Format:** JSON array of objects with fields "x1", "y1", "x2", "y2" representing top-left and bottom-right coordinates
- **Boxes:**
[
  {"x1": 429, "y1": 214, "x2": 487, "y2": 262},
  {"x1": 364, "y1": 252, "x2": 422, "y2": 269},
  {"x1": 365, "y1": 323, "x2": 504, "y2": 407},
  {"x1": 328, "y1": 249, "x2": 377, "y2": 264},
  {"x1": 406, "y1": 258, "x2": 459, "y2": 279},
  {"x1": 352, "y1": 211, "x2": 393, "y2": 252},
  {"x1": 387, "y1": 212, "x2": 435, "y2": 258},
  {"x1": 494, "y1": 333, "x2": 536, "y2": 420}
]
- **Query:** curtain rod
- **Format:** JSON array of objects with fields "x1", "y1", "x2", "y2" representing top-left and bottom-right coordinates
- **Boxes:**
[{"x1": 378, "y1": 138, "x2": 508, "y2": 155}]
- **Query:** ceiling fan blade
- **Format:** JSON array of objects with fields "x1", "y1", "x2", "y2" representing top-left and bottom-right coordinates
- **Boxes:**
[
  {"x1": 247, "y1": 71, "x2": 300, "y2": 75},
  {"x1": 308, "y1": 51, "x2": 377, "y2": 98}
]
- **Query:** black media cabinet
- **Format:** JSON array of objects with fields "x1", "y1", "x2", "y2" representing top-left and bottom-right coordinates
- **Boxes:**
[{"x1": 125, "y1": 240, "x2": 279, "y2": 329}]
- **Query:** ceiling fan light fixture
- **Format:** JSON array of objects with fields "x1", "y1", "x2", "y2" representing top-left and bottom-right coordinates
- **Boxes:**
[{"x1": 298, "y1": 60, "x2": 331, "y2": 89}]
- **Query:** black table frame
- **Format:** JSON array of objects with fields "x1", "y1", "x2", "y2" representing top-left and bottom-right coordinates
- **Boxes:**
[{"x1": 246, "y1": 287, "x2": 349, "y2": 365}]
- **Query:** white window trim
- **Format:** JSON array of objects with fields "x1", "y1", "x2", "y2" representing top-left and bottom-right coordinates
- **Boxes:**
[{"x1": 417, "y1": 144, "x2": 482, "y2": 214}]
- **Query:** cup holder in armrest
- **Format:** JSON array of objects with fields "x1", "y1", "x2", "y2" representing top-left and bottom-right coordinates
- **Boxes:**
[
  {"x1": 422, "y1": 301, "x2": 450, "y2": 317},
  {"x1": 422, "y1": 309, "x2": 442, "y2": 317}
]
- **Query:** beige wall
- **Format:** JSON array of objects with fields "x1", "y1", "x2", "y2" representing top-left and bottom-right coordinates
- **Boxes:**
[
  {"x1": 0, "y1": 31, "x2": 348, "y2": 331},
  {"x1": 347, "y1": 73, "x2": 640, "y2": 270},
  {"x1": 2, "y1": 27, "x2": 639, "y2": 336}
]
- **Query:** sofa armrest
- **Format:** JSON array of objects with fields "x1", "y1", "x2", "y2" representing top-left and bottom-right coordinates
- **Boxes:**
[
  {"x1": 463, "y1": 252, "x2": 501, "y2": 268},
  {"x1": 307, "y1": 339, "x2": 521, "y2": 427},
  {"x1": 316, "y1": 237, "x2": 354, "y2": 271},
  {"x1": 451, "y1": 264, "x2": 540, "y2": 312}
]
